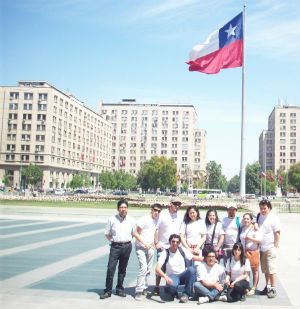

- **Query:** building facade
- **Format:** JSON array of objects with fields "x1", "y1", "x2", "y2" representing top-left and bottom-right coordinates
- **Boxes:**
[
  {"x1": 0, "y1": 81, "x2": 112, "y2": 189},
  {"x1": 98, "y1": 99, "x2": 206, "y2": 180},
  {"x1": 259, "y1": 103, "x2": 300, "y2": 173}
]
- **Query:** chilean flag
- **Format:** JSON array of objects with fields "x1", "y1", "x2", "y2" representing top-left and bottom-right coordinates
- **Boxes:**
[{"x1": 186, "y1": 12, "x2": 243, "y2": 74}]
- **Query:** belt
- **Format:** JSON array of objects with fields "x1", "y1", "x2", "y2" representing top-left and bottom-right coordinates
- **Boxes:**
[{"x1": 112, "y1": 241, "x2": 131, "y2": 246}]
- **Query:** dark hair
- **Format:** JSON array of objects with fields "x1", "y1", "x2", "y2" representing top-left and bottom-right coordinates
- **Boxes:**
[
  {"x1": 117, "y1": 199, "x2": 128, "y2": 209},
  {"x1": 205, "y1": 209, "x2": 220, "y2": 225},
  {"x1": 203, "y1": 248, "x2": 217, "y2": 259},
  {"x1": 232, "y1": 242, "x2": 246, "y2": 266},
  {"x1": 259, "y1": 199, "x2": 272, "y2": 209},
  {"x1": 169, "y1": 234, "x2": 181, "y2": 243},
  {"x1": 243, "y1": 212, "x2": 253, "y2": 221},
  {"x1": 151, "y1": 203, "x2": 162, "y2": 209},
  {"x1": 184, "y1": 206, "x2": 200, "y2": 224}
]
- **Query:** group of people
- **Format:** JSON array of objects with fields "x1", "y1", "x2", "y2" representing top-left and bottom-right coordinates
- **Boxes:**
[{"x1": 100, "y1": 197, "x2": 280, "y2": 304}]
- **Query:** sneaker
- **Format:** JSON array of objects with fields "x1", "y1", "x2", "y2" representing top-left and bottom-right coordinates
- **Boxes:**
[
  {"x1": 100, "y1": 292, "x2": 111, "y2": 299},
  {"x1": 198, "y1": 296, "x2": 209, "y2": 304},
  {"x1": 267, "y1": 288, "x2": 277, "y2": 298},
  {"x1": 135, "y1": 292, "x2": 143, "y2": 301},
  {"x1": 152, "y1": 287, "x2": 160, "y2": 296},
  {"x1": 179, "y1": 295, "x2": 189, "y2": 303},
  {"x1": 240, "y1": 294, "x2": 246, "y2": 302},
  {"x1": 259, "y1": 286, "x2": 268, "y2": 295},
  {"x1": 216, "y1": 295, "x2": 227, "y2": 302}
]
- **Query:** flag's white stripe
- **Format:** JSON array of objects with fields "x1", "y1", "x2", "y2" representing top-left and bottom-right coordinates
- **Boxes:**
[
  {"x1": 189, "y1": 30, "x2": 219, "y2": 61},
  {"x1": 0, "y1": 229, "x2": 104, "y2": 257}
]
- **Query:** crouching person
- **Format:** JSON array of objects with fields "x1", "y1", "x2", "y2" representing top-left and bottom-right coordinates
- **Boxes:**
[
  {"x1": 194, "y1": 249, "x2": 227, "y2": 304},
  {"x1": 155, "y1": 234, "x2": 204, "y2": 303}
]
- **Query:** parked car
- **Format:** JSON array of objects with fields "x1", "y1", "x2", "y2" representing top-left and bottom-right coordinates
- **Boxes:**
[
  {"x1": 113, "y1": 190, "x2": 128, "y2": 196},
  {"x1": 54, "y1": 189, "x2": 65, "y2": 195},
  {"x1": 74, "y1": 189, "x2": 87, "y2": 194}
]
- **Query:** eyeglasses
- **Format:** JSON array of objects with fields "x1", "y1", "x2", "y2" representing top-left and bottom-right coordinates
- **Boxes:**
[
  {"x1": 153, "y1": 209, "x2": 161, "y2": 213},
  {"x1": 172, "y1": 202, "x2": 181, "y2": 207},
  {"x1": 207, "y1": 255, "x2": 216, "y2": 258},
  {"x1": 171, "y1": 240, "x2": 180, "y2": 244}
]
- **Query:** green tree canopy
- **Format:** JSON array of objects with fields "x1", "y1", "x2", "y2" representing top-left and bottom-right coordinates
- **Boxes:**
[
  {"x1": 228, "y1": 175, "x2": 240, "y2": 193},
  {"x1": 288, "y1": 162, "x2": 300, "y2": 192},
  {"x1": 245, "y1": 162, "x2": 261, "y2": 194},
  {"x1": 69, "y1": 174, "x2": 83, "y2": 189},
  {"x1": 22, "y1": 164, "x2": 43, "y2": 187},
  {"x1": 2, "y1": 171, "x2": 12, "y2": 186},
  {"x1": 137, "y1": 156, "x2": 177, "y2": 191},
  {"x1": 206, "y1": 161, "x2": 227, "y2": 190},
  {"x1": 98, "y1": 170, "x2": 136, "y2": 191}
]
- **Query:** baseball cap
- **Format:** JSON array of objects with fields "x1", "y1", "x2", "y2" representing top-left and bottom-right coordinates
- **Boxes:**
[
  {"x1": 170, "y1": 197, "x2": 182, "y2": 205},
  {"x1": 227, "y1": 203, "x2": 237, "y2": 209}
]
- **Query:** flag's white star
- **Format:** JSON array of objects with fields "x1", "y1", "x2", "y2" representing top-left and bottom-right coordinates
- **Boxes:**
[{"x1": 225, "y1": 24, "x2": 237, "y2": 38}]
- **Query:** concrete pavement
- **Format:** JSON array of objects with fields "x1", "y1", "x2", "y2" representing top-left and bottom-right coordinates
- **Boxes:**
[{"x1": 0, "y1": 205, "x2": 299, "y2": 309}]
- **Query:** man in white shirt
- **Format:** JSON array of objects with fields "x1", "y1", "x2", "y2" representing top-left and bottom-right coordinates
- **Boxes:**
[
  {"x1": 257, "y1": 200, "x2": 280, "y2": 298},
  {"x1": 155, "y1": 234, "x2": 204, "y2": 303},
  {"x1": 194, "y1": 249, "x2": 226, "y2": 304},
  {"x1": 100, "y1": 199, "x2": 136, "y2": 299},
  {"x1": 153, "y1": 197, "x2": 184, "y2": 295},
  {"x1": 133, "y1": 203, "x2": 162, "y2": 301},
  {"x1": 221, "y1": 203, "x2": 241, "y2": 266}
]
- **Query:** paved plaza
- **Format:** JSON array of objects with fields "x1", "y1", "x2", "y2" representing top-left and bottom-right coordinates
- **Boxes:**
[{"x1": 0, "y1": 205, "x2": 299, "y2": 309}]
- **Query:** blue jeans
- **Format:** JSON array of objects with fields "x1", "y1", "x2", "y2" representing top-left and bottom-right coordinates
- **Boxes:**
[
  {"x1": 166, "y1": 266, "x2": 196, "y2": 297},
  {"x1": 194, "y1": 280, "x2": 224, "y2": 301}
]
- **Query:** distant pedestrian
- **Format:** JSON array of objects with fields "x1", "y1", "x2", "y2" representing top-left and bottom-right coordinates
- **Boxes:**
[
  {"x1": 100, "y1": 199, "x2": 136, "y2": 299},
  {"x1": 133, "y1": 203, "x2": 162, "y2": 301},
  {"x1": 257, "y1": 199, "x2": 280, "y2": 298},
  {"x1": 153, "y1": 197, "x2": 184, "y2": 296}
]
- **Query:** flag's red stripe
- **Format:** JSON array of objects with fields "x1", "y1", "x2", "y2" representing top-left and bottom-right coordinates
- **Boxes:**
[{"x1": 187, "y1": 39, "x2": 243, "y2": 74}]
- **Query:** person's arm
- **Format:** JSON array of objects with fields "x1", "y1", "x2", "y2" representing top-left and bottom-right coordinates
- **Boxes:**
[
  {"x1": 225, "y1": 272, "x2": 231, "y2": 286},
  {"x1": 230, "y1": 271, "x2": 250, "y2": 287},
  {"x1": 200, "y1": 280, "x2": 224, "y2": 292},
  {"x1": 180, "y1": 233, "x2": 194, "y2": 253},
  {"x1": 216, "y1": 234, "x2": 224, "y2": 251},
  {"x1": 192, "y1": 255, "x2": 204, "y2": 262},
  {"x1": 155, "y1": 263, "x2": 173, "y2": 285},
  {"x1": 246, "y1": 234, "x2": 261, "y2": 244},
  {"x1": 195, "y1": 234, "x2": 206, "y2": 253},
  {"x1": 274, "y1": 230, "x2": 280, "y2": 248},
  {"x1": 133, "y1": 226, "x2": 152, "y2": 249},
  {"x1": 105, "y1": 234, "x2": 112, "y2": 242}
]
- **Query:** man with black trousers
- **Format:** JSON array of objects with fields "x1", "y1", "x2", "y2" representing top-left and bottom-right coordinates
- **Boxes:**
[{"x1": 100, "y1": 199, "x2": 136, "y2": 299}]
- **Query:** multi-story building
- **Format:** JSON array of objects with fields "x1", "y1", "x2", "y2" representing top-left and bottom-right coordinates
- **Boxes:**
[
  {"x1": 259, "y1": 103, "x2": 300, "y2": 173},
  {"x1": 98, "y1": 99, "x2": 206, "y2": 180},
  {"x1": 0, "y1": 81, "x2": 112, "y2": 189}
]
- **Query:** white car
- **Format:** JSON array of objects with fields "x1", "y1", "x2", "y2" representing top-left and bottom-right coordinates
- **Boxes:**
[{"x1": 54, "y1": 189, "x2": 65, "y2": 195}]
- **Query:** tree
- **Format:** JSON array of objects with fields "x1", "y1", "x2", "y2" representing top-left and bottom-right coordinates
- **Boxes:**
[
  {"x1": 288, "y1": 162, "x2": 300, "y2": 192},
  {"x1": 228, "y1": 175, "x2": 240, "y2": 193},
  {"x1": 98, "y1": 171, "x2": 116, "y2": 190},
  {"x1": 137, "y1": 156, "x2": 177, "y2": 191},
  {"x1": 70, "y1": 174, "x2": 83, "y2": 189},
  {"x1": 206, "y1": 161, "x2": 227, "y2": 190},
  {"x1": 22, "y1": 164, "x2": 43, "y2": 188},
  {"x1": 2, "y1": 171, "x2": 12, "y2": 187},
  {"x1": 245, "y1": 162, "x2": 261, "y2": 195},
  {"x1": 98, "y1": 170, "x2": 136, "y2": 191}
]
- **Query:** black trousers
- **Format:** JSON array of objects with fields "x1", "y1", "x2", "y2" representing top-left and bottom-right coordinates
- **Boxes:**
[
  {"x1": 104, "y1": 242, "x2": 132, "y2": 294},
  {"x1": 226, "y1": 280, "x2": 250, "y2": 302}
]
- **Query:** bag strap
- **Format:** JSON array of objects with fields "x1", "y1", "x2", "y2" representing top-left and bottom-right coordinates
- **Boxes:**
[
  {"x1": 162, "y1": 247, "x2": 189, "y2": 271},
  {"x1": 236, "y1": 217, "x2": 241, "y2": 242},
  {"x1": 211, "y1": 222, "x2": 217, "y2": 246},
  {"x1": 162, "y1": 249, "x2": 170, "y2": 272}
]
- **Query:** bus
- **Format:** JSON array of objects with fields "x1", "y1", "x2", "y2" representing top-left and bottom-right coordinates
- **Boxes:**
[{"x1": 188, "y1": 188, "x2": 225, "y2": 199}]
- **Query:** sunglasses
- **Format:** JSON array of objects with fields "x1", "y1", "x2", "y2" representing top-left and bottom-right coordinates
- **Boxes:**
[
  {"x1": 172, "y1": 202, "x2": 181, "y2": 207},
  {"x1": 171, "y1": 240, "x2": 180, "y2": 244},
  {"x1": 153, "y1": 209, "x2": 161, "y2": 213}
]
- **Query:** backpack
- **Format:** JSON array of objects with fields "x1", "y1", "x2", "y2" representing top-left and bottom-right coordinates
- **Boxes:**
[{"x1": 161, "y1": 247, "x2": 192, "y2": 272}]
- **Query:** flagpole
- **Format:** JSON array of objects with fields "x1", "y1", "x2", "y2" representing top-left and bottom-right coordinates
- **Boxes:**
[{"x1": 239, "y1": 3, "x2": 246, "y2": 198}]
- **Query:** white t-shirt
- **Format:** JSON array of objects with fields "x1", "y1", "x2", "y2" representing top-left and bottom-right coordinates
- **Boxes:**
[
  {"x1": 180, "y1": 219, "x2": 207, "y2": 246},
  {"x1": 135, "y1": 214, "x2": 158, "y2": 249},
  {"x1": 226, "y1": 258, "x2": 251, "y2": 282},
  {"x1": 158, "y1": 247, "x2": 193, "y2": 276},
  {"x1": 222, "y1": 216, "x2": 241, "y2": 247},
  {"x1": 156, "y1": 209, "x2": 184, "y2": 248},
  {"x1": 206, "y1": 222, "x2": 224, "y2": 249},
  {"x1": 239, "y1": 225, "x2": 262, "y2": 251},
  {"x1": 196, "y1": 262, "x2": 225, "y2": 283},
  {"x1": 258, "y1": 211, "x2": 281, "y2": 252}
]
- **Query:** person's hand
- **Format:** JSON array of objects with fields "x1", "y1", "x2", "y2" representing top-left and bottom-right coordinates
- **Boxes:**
[
  {"x1": 165, "y1": 276, "x2": 173, "y2": 285},
  {"x1": 225, "y1": 280, "x2": 230, "y2": 286},
  {"x1": 155, "y1": 243, "x2": 163, "y2": 250},
  {"x1": 230, "y1": 281, "x2": 235, "y2": 288},
  {"x1": 145, "y1": 243, "x2": 152, "y2": 250},
  {"x1": 215, "y1": 283, "x2": 224, "y2": 292},
  {"x1": 193, "y1": 248, "x2": 200, "y2": 255}
]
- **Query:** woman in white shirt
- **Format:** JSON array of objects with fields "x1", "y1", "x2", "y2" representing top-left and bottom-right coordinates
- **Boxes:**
[
  {"x1": 180, "y1": 206, "x2": 206, "y2": 256},
  {"x1": 239, "y1": 213, "x2": 262, "y2": 296},
  {"x1": 204, "y1": 209, "x2": 224, "y2": 259},
  {"x1": 225, "y1": 242, "x2": 251, "y2": 302}
]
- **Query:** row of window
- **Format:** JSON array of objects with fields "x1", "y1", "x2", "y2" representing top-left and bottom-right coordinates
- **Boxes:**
[
  {"x1": 280, "y1": 119, "x2": 297, "y2": 124},
  {"x1": 107, "y1": 109, "x2": 190, "y2": 116},
  {"x1": 6, "y1": 154, "x2": 44, "y2": 161},
  {"x1": 6, "y1": 144, "x2": 44, "y2": 152},
  {"x1": 280, "y1": 132, "x2": 297, "y2": 137},
  {"x1": 279, "y1": 112, "x2": 297, "y2": 117},
  {"x1": 9, "y1": 92, "x2": 47, "y2": 100}
]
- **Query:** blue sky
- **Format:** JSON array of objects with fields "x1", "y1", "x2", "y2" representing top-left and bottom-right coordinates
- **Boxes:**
[{"x1": 1, "y1": 0, "x2": 299, "y2": 179}]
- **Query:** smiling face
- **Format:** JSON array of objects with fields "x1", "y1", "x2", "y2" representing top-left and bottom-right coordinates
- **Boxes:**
[
  {"x1": 259, "y1": 204, "x2": 271, "y2": 216},
  {"x1": 169, "y1": 202, "x2": 181, "y2": 214},
  {"x1": 169, "y1": 236, "x2": 181, "y2": 252},
  {"x1": 151, "y1": 207, "x2": 161, "y2": 219},
  {"x1": 208, "y1": 211, "x2": 216, "y2": 224},
  {"x1": 205, "y1": 252, "x2": 217, "y2": 267},
  {"x1": 243, "y1": 214, "x2": 252, "y2": 227},
  {"x1": 227, "y1": 207, "x2": 237, "y2": 219},
  {"x1": 233, "y1": 246, "x2": 242, "y2": 258},
  {"x1": 188, "y1": 208, "x2": 198, "y2": 221}
]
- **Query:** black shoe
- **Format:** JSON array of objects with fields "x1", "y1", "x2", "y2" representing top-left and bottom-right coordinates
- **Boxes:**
[
  {"x1": 100, "y1": 292, "x2": 111, "y2": 299},
  {"x1": 260, "y1": 286, "x2": 268, "y2": 295},
  {"x1": 240, "y1": 294, "x2": 246, "y2": 302},
  {"x1": 116, "y1": 290, "x2": 127, "y2": 297}
]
